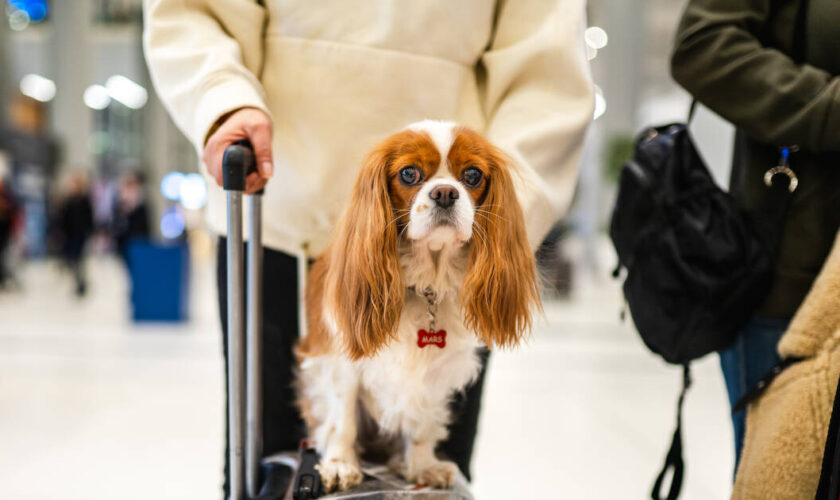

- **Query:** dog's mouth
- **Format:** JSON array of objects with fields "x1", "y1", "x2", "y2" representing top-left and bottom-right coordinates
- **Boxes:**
[
  {"x1": 431, "y1": 218, "x2": 456, "y2": 230},
  {"x1": 430, "y1": 209, "x2": 457, "y2": 228}
]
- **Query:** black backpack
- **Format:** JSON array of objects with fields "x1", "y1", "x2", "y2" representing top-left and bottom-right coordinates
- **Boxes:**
[
  {"x1": 609, "y1": 122, "x2": 794, "y2": 500},
  {"x1": 610, "y1": 123, "x2": 784, "y2": 365}
]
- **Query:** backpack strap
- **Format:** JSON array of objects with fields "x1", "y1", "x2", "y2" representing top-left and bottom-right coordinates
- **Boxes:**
[
  {"x1": 732, "y1": 356, "x2": 803, "y2": 413},
  {"x1": 687, "y1": 100, "x2": 697, "y2": 123},
  {"x1": 792, "y1": 0, "x2": 809, "y2": 65},
  {"x1": 815, "y1": 373, "x2": 840, "y2": 499},
  {"x1": 651, "y1": 364, "x2": 692, "y2": 500}
]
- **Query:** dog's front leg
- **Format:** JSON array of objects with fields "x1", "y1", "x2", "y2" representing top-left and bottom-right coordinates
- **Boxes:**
[
  {"x1": 310, "y1": 359, "x2": 363, "y2": 492},
  {"x1": 393, "y1": 419, "x2": 459, "y2": 489}
]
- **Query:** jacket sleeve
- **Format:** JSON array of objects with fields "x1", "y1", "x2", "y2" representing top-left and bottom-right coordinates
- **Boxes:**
[
  {"x1": 671, "y1": 0, "x2": 840, "y2": 152},
  {"x1": 142, "y1": 0, "x2": 270, "y2": 148},
  {"x1": 481, "y1": 0, "x2": 594, "y2": 249}
]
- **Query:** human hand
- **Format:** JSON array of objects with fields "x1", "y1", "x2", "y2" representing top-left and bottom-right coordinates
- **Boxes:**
[{"x1": 203, "y1": 107, "x2": 274, "y2": 194}]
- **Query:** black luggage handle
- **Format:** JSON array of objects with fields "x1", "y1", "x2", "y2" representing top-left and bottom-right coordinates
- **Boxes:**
[{"x1": 223, "y1": 140, "x2": 264, "y2": 194}]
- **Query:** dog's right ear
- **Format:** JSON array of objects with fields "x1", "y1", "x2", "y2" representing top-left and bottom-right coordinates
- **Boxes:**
[{"x1": 324, "y1": 141, "x2": 404, "y2": 360}]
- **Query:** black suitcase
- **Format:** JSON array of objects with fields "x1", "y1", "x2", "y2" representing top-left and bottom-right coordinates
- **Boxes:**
[{"x1": 221, "y1": 144, "x2": 474, "y2": 500}]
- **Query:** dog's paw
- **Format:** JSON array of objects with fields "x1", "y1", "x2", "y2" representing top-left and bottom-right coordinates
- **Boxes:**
[
  {"x1": 316, "y1": 457, "x2": 363, "y2": 492},
  {"x1": 416, "y1": 460, "x2": 458, "y2": 489},
  {"x1": 387, "y1": 454, "x2": 407, "y2": 477}
]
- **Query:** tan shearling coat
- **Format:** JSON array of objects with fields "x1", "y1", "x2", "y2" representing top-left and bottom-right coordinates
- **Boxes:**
[{"x1": 733, "y1": 230, "x2": 840, "y2": 499}]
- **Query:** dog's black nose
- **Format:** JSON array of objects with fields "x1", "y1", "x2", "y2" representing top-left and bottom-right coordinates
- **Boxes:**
[{"x1": 429, "y1": 185, "x2": 459, "y2": 209}]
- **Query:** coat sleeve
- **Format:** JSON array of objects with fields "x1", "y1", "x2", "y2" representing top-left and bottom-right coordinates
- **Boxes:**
[
  {"x1": 481, "y1": 0, "x2": 594, "y2": 249},
  {"x1": 142, "y1": 0, "x2": 270, "y2": 148},
  {"x1": 671, "y1": 0, "x2": 840, "y2": 153}
]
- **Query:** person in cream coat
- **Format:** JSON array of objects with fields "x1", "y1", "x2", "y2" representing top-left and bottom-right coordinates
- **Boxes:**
[{"x1": 143, "y1": 0, "x2": 593, "y2": 493}]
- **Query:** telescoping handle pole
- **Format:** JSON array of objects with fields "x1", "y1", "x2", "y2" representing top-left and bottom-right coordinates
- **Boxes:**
[
  {"x1": 245, "y1": 151, "x2": 263, "y2": 499},
  {"x1": 222, "y1": 141, "x2": 262, "y2": 500}
]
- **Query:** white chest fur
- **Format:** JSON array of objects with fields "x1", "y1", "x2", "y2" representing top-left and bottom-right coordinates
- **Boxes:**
[{"x1": 358, "y1": 293, "x2": 482, "y2": 435}]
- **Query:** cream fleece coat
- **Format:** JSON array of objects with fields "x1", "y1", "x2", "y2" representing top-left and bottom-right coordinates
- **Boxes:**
[
  {"x1": 143, "y1": 0, "x2": 594, "y2": 256},
  {"x1": 733, "y1": 230, "x2": 840, "y2": 499}
]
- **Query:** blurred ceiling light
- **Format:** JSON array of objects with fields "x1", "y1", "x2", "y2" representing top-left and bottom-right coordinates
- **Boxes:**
[
  {"x1": 160, "y1": 207, "x2": 186, "y2": 239},
  {"x1": 8, "y1": 0, "x2": 48, "y2": 23},
  {"x1": 25, "y1": 1, "x2": 47, "y2": 22},
  {"x1": 83, "y1": 84, "x2": 111, "y2": 110},
  {"x1": 178, "y1": 173, "x2": 207, "y2": 210},
  {"x1": 8, "y1": 8, "x2": 29, "y2": 30},
  {"x1": 585, "y1": 26, "x2": 609, "y2": 50},
  {"x1": 160, "y1": 172, "x2": 185, "y2": 201},
  {"x1": 593, "y1": 85, "x2": 607, "y2": 120},
  {"x1": 105, "y1": 75, "x2": 148, "y2": 109},
  {"x1": 19, "y1": 74, "x2": 55, "y2": 102}
]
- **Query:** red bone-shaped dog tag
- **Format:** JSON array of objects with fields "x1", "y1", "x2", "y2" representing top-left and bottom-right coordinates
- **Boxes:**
[{"x1": 417, "y1": 329, "x2": 446, "y2": 349}]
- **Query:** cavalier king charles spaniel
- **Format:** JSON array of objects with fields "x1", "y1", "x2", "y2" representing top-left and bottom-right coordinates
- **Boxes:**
[{"x1": 296, "y1": 120, "x2": 540, "y2": 492}]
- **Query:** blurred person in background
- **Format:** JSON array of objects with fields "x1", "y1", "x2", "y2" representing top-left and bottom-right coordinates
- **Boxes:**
[
  {"x1": 0, "y1": 93, "x2": 59, "y2": 258},
  {"x1": 144, "y1": 0, "x2": 594, "y2": 493},
  {"x1": 671, "y1": 0, "x2": 840, "y2": 470},
  {"x1": 0, "y1": 174, "x2": 21, "y2": 289},
  {"x1": 112, "y1": 171, "x2": 150, "y2": 263},
  {"x1": 2, "y1": 93, "x2": 49, "y2": 140},
  {"x1": 58, "y1": 171, "x2": 94, "y2": 297}
]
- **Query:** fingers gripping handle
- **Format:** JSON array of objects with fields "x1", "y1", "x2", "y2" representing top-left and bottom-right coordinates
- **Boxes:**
[{"x1": 222, "y1": 140, "x2": 257, "y2": 192}]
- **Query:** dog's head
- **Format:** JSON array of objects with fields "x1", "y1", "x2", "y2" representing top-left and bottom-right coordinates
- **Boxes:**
[{"x1": 325, "y1": 120, "x2": 539, "y2": 359}]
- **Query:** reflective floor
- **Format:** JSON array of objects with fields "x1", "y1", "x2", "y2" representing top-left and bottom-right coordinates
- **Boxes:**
[{"x1": 0, "y1": 242, "x2": 733, "y2": 499}]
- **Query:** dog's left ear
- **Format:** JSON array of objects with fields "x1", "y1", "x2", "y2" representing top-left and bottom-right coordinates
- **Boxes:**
[
  {"x1": 462, "y1": 147, "x2": 540, "y2": 348},
  {"x1": 325, "y1": 141, "x2": 404, "y2": 360}
]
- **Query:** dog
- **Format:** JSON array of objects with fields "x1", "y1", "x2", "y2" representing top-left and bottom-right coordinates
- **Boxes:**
[{"x1": 296, "y1": 120, "x2": 540, "y2": 492}]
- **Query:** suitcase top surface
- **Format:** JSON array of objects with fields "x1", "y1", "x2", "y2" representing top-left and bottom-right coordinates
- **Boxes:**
[
  {"x1": 320, "y1": 463, "x2": 473, "y2": 500},
  {"x1": 265, "y1": 454, "x2": 474, "y2": 500}
]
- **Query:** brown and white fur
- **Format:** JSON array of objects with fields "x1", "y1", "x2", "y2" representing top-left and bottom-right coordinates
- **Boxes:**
[{"x1": 296, "y1": 120, "x2": 540, "y2": 492}]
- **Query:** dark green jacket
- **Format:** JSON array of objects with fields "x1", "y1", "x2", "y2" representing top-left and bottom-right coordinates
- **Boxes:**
[{"x1": 672, "y1": 0, "x2": 840, "y2": 319}]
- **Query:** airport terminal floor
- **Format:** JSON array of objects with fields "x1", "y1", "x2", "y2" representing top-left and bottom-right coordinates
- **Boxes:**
[{"x1": 0, "y1": 239, "x2": 734, "y2": 500}]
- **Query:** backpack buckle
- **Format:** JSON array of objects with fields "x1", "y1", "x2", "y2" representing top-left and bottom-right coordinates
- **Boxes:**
[
  {"x1": 764, "y1": 146, "x2": 799, "y2": 193},
  {"x1": 763, "y1": 166, "x2": 798, "y2": 192}
]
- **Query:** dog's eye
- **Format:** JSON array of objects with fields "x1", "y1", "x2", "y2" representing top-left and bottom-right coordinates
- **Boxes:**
[
  {"x1": 399, "y1": 166, "x2": 422, "y2": 186},
  {"x1": 462, "y1": 167, "x2": 483, "y2": 188}
]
